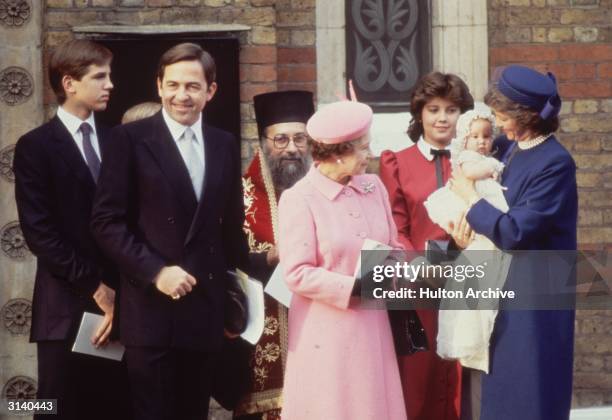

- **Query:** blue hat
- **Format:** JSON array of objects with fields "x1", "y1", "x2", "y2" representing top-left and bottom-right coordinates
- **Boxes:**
[{"x1": 497, "y1": 65, "x2": 562, "y2": 120}]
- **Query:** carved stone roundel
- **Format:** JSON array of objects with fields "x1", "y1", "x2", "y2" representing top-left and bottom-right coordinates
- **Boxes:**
[
  {"x1": 0, "y1": 67, "x2": 33, "y2": 106},
  {"x1": 0, "y1": 221, "x2": 30, "y2": 260},
  {"x1": 2, "y1": 298, "x2": 32, "y2": 335},
  {"x1": 0, "y1": 0, "x2": 31, "y2": 27},
  {"x1": 2, "y1": 376, "x2": 37, "y2": 400},
  {"x1": 0, "y1": 143, "x2": 15, "y2": 183}
]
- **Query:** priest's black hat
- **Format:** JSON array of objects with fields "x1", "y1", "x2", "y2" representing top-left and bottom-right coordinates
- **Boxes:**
[{"x1": 254, "y1": 90, "x2": 315, "y2": 137}]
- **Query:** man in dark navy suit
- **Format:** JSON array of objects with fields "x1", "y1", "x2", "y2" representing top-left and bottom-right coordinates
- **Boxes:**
[
  {"x1": 14, "y1": 39, "x2": 130, "y2": 420},
  {"x1": 91, "y1": 42, "x2": 249, "y2": 420}
]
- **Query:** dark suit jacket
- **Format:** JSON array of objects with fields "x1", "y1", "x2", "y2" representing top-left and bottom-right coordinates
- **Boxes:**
[
  {"x1": 91, "y1": 111, "x2": 249, "y2": 352},
  {"x1": 13, "y1": 116, "x2": 116, "y2": 342}
]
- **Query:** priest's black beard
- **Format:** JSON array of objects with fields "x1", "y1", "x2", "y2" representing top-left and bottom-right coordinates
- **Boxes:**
[{"x1": 263, "y1": 145, "x2": 310, "y2": 193}]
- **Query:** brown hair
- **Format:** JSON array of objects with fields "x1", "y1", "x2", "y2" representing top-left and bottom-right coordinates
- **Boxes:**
[
  {"x1": 49, "y1": 39, "x2": 113, "y2": 104},
  {"x1": 484, "y1": 86, "x2": 559, "y2": 135},
  {"x1": 309, "y1": 138, "x2": 359, "y2": 161},
  {"x1": 157, "y1": 42, "x2": 216, "y2": 85},
  {"x1": 121, "y1": 101, "x2": 162, "y2": 124},
  {"x1": 407, "y1": 72, "x2": 474, "y2": 142}
]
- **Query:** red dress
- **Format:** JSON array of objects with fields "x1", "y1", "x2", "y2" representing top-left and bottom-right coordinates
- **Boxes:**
[{"x1": 379, "y1": 142, "x2": 461, "y2": 420}]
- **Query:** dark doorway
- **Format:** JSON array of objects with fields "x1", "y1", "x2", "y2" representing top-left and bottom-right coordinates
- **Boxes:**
[{"x1": 92, "y1": 35, "x2": 240, "y2": 139}]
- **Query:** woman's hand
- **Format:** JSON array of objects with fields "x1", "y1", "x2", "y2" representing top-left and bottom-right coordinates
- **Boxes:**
[
  {"x1": 450, "y1": 211, "x2": 475, "y2": 250},
  {"x1": 449, "y1": 167, "x2": 479, "y2": 204}
]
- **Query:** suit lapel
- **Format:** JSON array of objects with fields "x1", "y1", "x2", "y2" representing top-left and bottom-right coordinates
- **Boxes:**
[
  {"x1": 185, "y1": 122, "x2": 223, "y2": 245},
  {"x1": 143, "y1": 113, "x2": 198, "y2": 217},
  {"x1": 50, "y1": 116, "x2": 96, "y2": 191}
]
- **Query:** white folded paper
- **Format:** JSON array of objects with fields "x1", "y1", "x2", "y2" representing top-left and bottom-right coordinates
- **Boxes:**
[
  {"x1": 229, "y1": 269, "x2": 266, "y2": 345},
  {"x1": 353, "y1": 238, "x2": 393, "y2": 279},
  {"x1": 265, "y1": 264, "x2": 292, "y2": 308},
  {"x1": 72, "y1": 312, "x2": 125, "y2": 361}
]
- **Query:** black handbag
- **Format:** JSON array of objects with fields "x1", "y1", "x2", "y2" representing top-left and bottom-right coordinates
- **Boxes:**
[
  {"x1": 388, "y1": 309, "x2": 429, "y2": 356},
  {"x1": 224, "y1": 271, "x2": 249, "y2": 335},
  {"x1": 425, "y1": 239, "x2": 453, "y2": 265}
]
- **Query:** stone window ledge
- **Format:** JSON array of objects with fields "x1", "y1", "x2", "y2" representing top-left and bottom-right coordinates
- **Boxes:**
[{"x1": 73, "y1": 24, "x2": 251, "y2": 37}]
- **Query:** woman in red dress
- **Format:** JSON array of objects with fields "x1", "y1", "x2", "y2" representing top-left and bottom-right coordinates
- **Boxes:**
[{"x1": 379, "y1": 72, "x2": 474, "y2": 420}]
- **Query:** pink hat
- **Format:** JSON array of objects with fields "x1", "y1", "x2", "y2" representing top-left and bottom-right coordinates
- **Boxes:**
[{"x1": 306, "y1": 101, "x2": 373, "y2": 144}]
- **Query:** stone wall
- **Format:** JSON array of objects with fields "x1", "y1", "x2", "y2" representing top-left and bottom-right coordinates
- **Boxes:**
[
  {"x1": 1, "y1": 1, "x2": 43, "y2": 418},
  {"x1": 488, "y1": 0, "x2": 612, "y2": 408}
]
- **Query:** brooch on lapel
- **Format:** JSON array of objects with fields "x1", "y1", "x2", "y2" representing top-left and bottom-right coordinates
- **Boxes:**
[{"x1": 361, "y1": 181, "x2": 375, "y2": 194}]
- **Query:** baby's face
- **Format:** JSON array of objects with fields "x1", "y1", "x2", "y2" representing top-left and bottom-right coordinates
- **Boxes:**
[{"x1": 465, "y1": 119, "x2": 493, "y2": 155}]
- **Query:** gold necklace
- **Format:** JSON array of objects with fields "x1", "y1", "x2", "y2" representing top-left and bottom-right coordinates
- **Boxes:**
[{"x1": 517, "y1": 133, "x2": 551, "y2": 150}]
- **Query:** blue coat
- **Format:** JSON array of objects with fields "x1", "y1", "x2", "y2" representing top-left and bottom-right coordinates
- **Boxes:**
[{"x1": 467, "y1": 135, "x2": 577, "y2": 420}]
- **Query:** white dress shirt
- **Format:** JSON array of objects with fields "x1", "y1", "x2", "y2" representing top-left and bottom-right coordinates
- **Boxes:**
[{"x1": 56, "y1": 106, "x2": 102, "y2": 162}]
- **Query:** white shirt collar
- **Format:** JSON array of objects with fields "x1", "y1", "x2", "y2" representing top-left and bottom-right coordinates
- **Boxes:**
[
  {"x1": 57, "y1": 106, "x2": 97, "y2": 137},
  {"x1": 161, "y1": 108, "x2": 203, "y2": 145},
  {"x1": 416, "y1": 136, "x2": 451, "y2": 161}
]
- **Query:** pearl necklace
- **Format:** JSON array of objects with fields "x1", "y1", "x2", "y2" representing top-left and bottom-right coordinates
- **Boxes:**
[{"x1": 517, "y1": 133, "x2": 551, "y2": 150}]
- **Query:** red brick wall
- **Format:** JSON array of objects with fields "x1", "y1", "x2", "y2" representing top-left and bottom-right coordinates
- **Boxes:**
[
  {"x1": 275, "y1": 0, "x2": 316, "y2": 93},
  {"x1": 488, "y1": 0, "x2": 612, "y2": 408}
]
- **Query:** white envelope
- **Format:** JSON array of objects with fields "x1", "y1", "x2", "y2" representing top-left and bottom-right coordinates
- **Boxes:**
[{"x1": 72, "y1": 312, "x2": 125, "y2": 361}]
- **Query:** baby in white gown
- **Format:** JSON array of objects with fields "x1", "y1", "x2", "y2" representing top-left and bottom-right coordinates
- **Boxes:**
[
  {"x1": 424, "y1": 109, "x2": 508, "y2": 241},
  {"x1": 426, "y1": 109, "x2": 512, "y2": 373}
]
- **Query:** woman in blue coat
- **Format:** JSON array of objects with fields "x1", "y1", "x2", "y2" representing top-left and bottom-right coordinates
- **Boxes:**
[{"x1": 449, "y1": 65, "x2": 577, "y2": 420}]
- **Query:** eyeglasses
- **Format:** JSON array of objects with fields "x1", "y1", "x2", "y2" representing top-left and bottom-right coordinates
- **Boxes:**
[{"x1": 265, "y1": 133, "x2": 310, "y2": 149}]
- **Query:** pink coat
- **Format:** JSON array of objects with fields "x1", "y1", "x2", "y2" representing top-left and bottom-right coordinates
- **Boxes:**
[{"x1": 278, "y1": 165, "x2": 407, "y2": 420}]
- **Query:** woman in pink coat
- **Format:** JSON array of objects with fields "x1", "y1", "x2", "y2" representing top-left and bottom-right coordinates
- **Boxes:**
[{"x1": 278, "y1": 101, "x2": 407, "y2": 420}]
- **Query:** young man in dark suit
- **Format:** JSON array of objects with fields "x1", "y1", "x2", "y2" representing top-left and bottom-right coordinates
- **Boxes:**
[
  {"x1": 13, "y1": 39, "x2": 131, "y2": 420},
  {"x1": 91, "y1": 42, "x2": 249, "y2": 420}
]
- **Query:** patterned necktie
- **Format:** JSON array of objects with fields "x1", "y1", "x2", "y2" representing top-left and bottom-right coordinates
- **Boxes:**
[
  {"x1": 178, "y1": 127, "x2": 204, "y2": 200},
  {"x1": 430, "y1": 149, "x2": 450, "y2": 188},
  {"x1": 79, "y1": 123, "x2": 100, "y2": 182}
]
